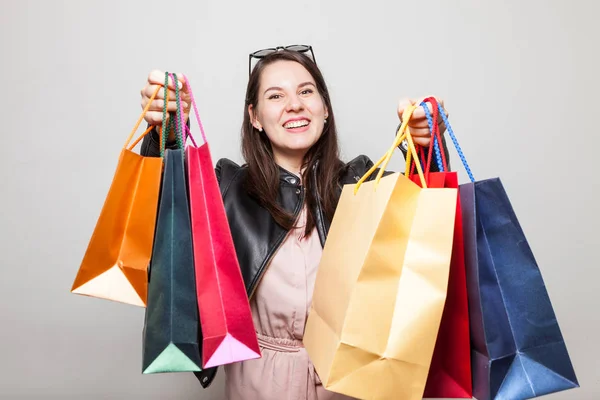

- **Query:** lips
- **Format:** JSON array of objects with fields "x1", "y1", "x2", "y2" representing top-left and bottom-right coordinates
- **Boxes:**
[{"x1": 283, "y1": 118, "x2": 311, "y2": 129}]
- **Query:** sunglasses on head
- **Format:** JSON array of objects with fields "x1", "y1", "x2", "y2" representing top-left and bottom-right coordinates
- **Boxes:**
[{"x1": 248, "y1": 45, "x2": 317, "y2": 75}]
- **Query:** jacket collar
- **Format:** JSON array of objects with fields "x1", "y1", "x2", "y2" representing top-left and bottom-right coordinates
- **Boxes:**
[{"x1": 278, "y1": 159, "x2": 319, "y2": 186}]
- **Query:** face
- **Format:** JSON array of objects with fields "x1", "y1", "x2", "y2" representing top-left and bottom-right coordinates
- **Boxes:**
[{"x1": 249, "y1": 60, "x2": 328, "y2": 166}]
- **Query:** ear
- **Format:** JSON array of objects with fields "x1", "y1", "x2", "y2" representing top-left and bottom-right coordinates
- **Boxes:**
[
  {"x1": 248, "y1": 104, "x2": 262, "y2": 131},
  {"x1": 324, "y1": 105, "x2": 329, "y2": 119}
]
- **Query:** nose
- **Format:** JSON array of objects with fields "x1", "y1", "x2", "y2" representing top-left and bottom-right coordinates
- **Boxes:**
[{"x1": 285, "y1": 93, "x2": 304, "y2": 112}]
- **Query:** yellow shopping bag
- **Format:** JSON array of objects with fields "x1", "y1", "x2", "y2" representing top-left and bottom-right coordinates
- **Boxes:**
[{"x1": 304, "y1": 105, "x2": 458, "y2": 400}]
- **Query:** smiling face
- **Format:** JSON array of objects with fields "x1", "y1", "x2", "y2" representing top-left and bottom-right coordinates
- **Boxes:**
[{"x1": 249, "y1": 60, "x2": 328, "y2": 169}]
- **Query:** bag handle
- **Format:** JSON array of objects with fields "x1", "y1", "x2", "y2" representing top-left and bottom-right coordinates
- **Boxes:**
[
  {"x1": 355, "y1": 104, "x2": 427, "y2": 193},
  {"x1": 422, "y1": 97, "x2": 447, "y2": 172},
  {"x1": 408, "y1": 97, "x2": 447, "y2": 178},
  {"x1": 168, "y1": 73, "x2": 189, "y2": 149},
  {"x1": 123, "y1": 85, "x2": 162, "y2": 151},
  {"x1": 168, "y1": 73, "x2": 207, "y2": 148},
  {"x1": 183, "y1": 74, "x2": 208, "y2": 145},
  {"x1": 435, "y1": 102, "x2": 475, "y2": 182}
]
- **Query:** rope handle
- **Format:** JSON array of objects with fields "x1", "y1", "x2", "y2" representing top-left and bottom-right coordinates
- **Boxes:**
[
  {"x1": 421, "y1": 97, "x2": 447, "y2": 171},
  {"x1": 164, "y1": 73, "x2": 207, "y2": 148},
  {"x1": 123, "y1": 85, "x2": 162, "y2": 151},
  {"x1": 354, "y1": 104, "x2": 427, "y2": 193},
  {"x1": 158, "y1": 73, "x2": 172, "y2": 157},
  {"x1": 181, "y1": 73, "x2": 208, "y2": 145},
  {"x1": 408, "y1": 98, "x2": 440, "y2": 181},
  {"x1": 407, "y1": 97, "x2": 447, "y2": 179},
  {"x1": 168, "y1": 73, "x2": 193, "y2": 149},
  {"x1": 435, "y1": 102, "x2": 475, "y2": 182}
]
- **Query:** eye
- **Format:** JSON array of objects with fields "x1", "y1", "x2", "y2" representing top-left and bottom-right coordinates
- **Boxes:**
[
  {"x1": 268, "y1": 93, "x2": 283, "y2": 100},
  {"x1": 300, "y1": 88, "x2": 314, "y2": 96}
]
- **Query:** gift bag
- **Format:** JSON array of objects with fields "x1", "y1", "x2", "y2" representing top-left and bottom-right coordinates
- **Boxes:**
[
  {"x1": 304, "y1": 105, "x2": 457, "y2": 400},
  {"x1": 177, "y1": 75, "x2": 260, "y2": 369},
  {"x1": 141, "y1": 73, "x2": 203, "y2": 374},
  {"x1": 408, "y1": 98, "x2": 472, "y2": 399},
  {"x1": 71, "y1": 85, "x2": 163, "y2": 307},
  {"x1": 437, "y1": 104, "x2": 579, "y2": 399}
]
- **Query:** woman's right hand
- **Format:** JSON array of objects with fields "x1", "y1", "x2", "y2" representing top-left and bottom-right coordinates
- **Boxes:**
[{"x1": 140, "y1": 70, "x2": 190, "y2": 128}]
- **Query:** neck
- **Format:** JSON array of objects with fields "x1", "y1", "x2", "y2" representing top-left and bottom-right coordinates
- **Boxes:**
[{"x1": 273, "y1": 151, "x2": 306, "y2": 177}]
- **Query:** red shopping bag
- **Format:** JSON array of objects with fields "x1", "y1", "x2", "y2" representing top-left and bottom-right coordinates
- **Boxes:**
[
  {"x1": 409, "y1": 97, "x2": 472, "y2": 398},
  {"x1": 177, "y1": 75, "x2": 260, "y2": 369}
]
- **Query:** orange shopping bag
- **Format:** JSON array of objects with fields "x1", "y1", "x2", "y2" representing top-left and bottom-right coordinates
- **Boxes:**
[{"x1": 71, "y1": 86, "x2": 164, "y2": 307}]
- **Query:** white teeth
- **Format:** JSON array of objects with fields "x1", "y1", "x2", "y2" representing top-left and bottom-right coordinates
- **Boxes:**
[{"x1": 284, "y1": 120, "x2": 310, "y2": 129}]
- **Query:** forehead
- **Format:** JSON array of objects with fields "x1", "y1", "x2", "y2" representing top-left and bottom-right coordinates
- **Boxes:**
[{"x1": 259, "y1": 60, "x2": 315, "y2": 89}]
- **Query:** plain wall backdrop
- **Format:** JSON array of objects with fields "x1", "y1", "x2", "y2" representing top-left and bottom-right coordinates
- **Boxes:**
[{"x1": 0, "y1": 0, "x2": 598, "y2": 399}]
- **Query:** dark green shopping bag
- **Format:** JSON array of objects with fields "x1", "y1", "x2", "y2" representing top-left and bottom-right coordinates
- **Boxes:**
[{"x1": 141, "y1": 73, "x2": 203, "y2": 373}]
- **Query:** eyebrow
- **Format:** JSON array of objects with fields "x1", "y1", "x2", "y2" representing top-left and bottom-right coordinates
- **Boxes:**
[{"x1": 263, "y1": 81, "x2": 316, "y2": 95}]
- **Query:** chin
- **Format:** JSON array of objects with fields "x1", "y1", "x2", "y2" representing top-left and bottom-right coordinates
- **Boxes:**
[{"x1": 284, "y1": 136, "x2": 320, "y2": 152}]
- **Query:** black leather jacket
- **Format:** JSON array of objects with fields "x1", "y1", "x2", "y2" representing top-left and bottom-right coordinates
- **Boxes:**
[{"x1": 140, "y1": 129, "x2": 448, "y2": 388}]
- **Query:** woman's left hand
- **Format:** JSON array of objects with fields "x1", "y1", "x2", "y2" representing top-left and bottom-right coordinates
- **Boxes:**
[{"x1": 397, "y1": 97, "x2": 448, "y2": 147}]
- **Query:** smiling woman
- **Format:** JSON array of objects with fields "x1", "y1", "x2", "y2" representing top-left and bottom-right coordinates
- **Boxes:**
[
  {"x1": 138, "y1": 46, "x2": 449, "y2": 400},
  {"x1": 243, "y1": 53, "x2": 337, "y2": 236}
]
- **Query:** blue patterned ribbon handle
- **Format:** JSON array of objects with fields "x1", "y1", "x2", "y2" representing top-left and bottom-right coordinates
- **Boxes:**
[{"x1": 436, "y1": 102, "x2": 475, "y2": 182}]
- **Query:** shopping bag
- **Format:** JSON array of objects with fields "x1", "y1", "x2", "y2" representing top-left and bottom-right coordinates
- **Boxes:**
[
  {"x1": 408, "y1": 98, "x2": 472, "y2": 398},
  {"x1": 436, "y1": 103, "x2": 579, "y2": 399},
  {"x1": 142, "y1": 73, "x2": 203, "y2": 373},
  {"x1": 71, "y1": 85, "x2": 164, "y2": 307},
  {"x1": 179, "y1": 75, "x2": 260, "y2": 368},
  {"x1": 304, "y1": 104, "x2": 457, "y2": 400}
]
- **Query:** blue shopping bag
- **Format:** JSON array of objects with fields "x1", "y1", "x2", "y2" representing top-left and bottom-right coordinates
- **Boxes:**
[{"x1": 439, "y1": 105, "x2": 579, "y2": 400}]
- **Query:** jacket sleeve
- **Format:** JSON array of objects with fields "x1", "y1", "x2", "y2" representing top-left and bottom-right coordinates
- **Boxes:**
[
  {"x1": 140, "y1": 123, "x2": 233, "y2": 189},
  {"x1": 139, "y1": 125, "x2": 180, "y2": 157}
]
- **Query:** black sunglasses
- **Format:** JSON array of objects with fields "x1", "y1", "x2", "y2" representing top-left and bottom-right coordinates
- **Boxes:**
[{"x1": 248, "y1": 45, "x2": 317, "y2": 75}]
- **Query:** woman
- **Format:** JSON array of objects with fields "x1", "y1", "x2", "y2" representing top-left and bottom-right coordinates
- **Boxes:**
[{"x1": 139, "y1": 48, "x2": 448, "y2": 400}]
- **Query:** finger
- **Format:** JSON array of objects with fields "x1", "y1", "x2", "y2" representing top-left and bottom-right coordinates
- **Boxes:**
[
  {"x1": 430, "y1": 97, "x2": 448, "y2": 117},
  {"x1": 408, "y1": 127, "x2": 433, "y2": 138},
  {"x1": 147, "y1": 70, "x2": 165, "y2": 85},
  {"x1": 413, "y1": 137, "x2": 431, "y2": 147},
  {"x1": 144, "y1": 99, "x2": 189, "y2": 112},
  {"x1": 408, "y1": 122, "x2": 433, "y2": 132},
  {"x1": 144, "y1": 111, "x2": 168, "y2": 126},
  {"x1": 397, "y1": 98, "x2": 414, "y2": 117},
  {"x1": 142, "y1": 85, "x2": 179, "y2": 101},
  {"x1": 147, "y1": 70, "x2": 184, "y2": 90},
  {"x1": 175, "y1": 73, "x2": 190, "y2": 92}
]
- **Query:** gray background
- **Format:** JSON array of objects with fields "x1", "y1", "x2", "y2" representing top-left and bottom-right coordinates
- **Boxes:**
[{"x1": 1, "y1": 0, "x2": 597, "y2": 399}]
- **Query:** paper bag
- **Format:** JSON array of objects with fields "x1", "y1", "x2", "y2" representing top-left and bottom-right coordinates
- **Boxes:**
[
  {"x1": 409, "y1": 98, "x2": 472, "y2": 398},
  {"x1": 71, "y1": 86, "x2": 163, "y2": 307},
  {"x1": 304, "y1": 104, "x2": 457, "y2": 400},
  {"x1": 182, "y1": 75, "x2": 260, "y2": 369},
  {"x1": 435, "y1": 103, "x2": 579, "y2": 399},
  {"x1": 142, "y1": 74, "x2": 203, "y2": 373}
]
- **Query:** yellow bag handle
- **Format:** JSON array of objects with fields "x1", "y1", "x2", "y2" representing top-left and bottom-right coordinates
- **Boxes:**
[{"x1": 354, "y1": 104, "x2": 427, "y2": 194}]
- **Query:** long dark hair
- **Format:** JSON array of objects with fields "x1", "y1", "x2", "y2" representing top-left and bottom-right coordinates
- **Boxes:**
[{"x1": 241, "y1": 50, "x2": 343, "y2": 236}]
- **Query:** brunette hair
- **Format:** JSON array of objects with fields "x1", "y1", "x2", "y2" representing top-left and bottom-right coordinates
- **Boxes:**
[{"x1": 241, "y1": 50, "x2": 343, "y2": 236}]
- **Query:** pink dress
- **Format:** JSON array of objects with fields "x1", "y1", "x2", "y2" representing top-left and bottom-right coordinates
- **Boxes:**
[{"x1": 224, "y1": 207, "x2": 355, "y2": 400}]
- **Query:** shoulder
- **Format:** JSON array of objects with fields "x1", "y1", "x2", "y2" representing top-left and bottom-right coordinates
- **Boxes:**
[
  {"x1": 339, "y1": 155, "x2": 375, "y2": 183},
  {"x1": 215, "y1": 158, "x2": 247, "y2": 195},
  {"x1": 339, "y1": 154, "x2": 396, "y2": 184}
]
